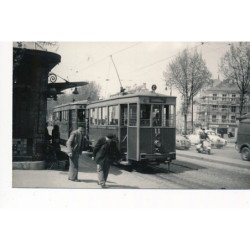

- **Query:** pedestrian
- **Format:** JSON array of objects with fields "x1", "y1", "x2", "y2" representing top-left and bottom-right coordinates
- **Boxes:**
[
  {"x1": 45, "y1": 122, "x2": 52, "y2": 144},
  {"x1": 92, "y1": 134, "x2": 121, "y2": 188},
  {"x1": 52, "y1": 124, "x2": 61, "y2": 152},
  {"x1": 66, "y1": 126, "x2": 85, "y2": 182}
]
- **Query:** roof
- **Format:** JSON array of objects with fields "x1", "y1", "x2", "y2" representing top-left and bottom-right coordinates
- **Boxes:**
[
  {"x1": 54, "y1": 100, "x2": 88, "y2": 109},
  {"x1": 89, "y1": 91, "x2": 176, "y2": 105}
]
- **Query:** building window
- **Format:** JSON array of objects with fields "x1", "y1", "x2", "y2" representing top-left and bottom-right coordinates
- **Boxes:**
[
  {"x1": 222, "y1": 105, "x2": 227, "y2": 111},
  {"x1": 222, "y1": 115, "x2": 227, "y2": 123},
  {"x1": 231, "y1": 94, "x2": 236, "y2": 102},
  {"x1": 212, "y1": 105, "x2": 218, "y2": 110},
  {"x1": 231, "y1": 106, "x2": 236, "y2": 113},
  {"x1": 212, "y1": 115, "x2": 217, "y2": 123},
  {"x1": 222, "y1": 94, "x2": 227, "y2": 101},
  {"x1": 231, "y1": 116, "x2": 236, "y2": 123},
  {"x1": 212, "y1": 94, "x2": 217, "y2": 100}
]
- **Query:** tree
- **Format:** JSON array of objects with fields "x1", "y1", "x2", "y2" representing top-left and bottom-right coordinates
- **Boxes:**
[
  {"x1": 220, "y1": 42, "x2": 250, "y2": 116},
  {"x1": 164, "y1": 49, "x2": 212, "y2": 134}
]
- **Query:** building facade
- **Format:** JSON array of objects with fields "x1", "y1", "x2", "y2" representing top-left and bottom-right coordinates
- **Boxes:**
[{"x1": 196, "y1": 80, "x2": 250, "y2": 136}]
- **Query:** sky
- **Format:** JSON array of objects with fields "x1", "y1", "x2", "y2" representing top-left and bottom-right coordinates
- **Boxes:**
[{"x1": 51, "y1": 42, "x2": 231, "y2": 99}]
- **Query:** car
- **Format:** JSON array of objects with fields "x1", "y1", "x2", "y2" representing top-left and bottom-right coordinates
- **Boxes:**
[
  {"x1": 187, "y1": 133, "x2": 200, "y2": 145},
  {"x1": 176, "y1": 134, "x2": 191, "y2": 150},
  {"x1": 205, "y1": 130, "x2": 227, "y2": 148},
  {"x1": 236, "y1": 113, "x2": 250, "y2": 161}
]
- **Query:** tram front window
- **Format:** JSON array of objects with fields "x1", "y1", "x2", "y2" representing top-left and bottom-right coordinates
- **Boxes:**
[
  {"x1": 129, "y1": 104, "x2": 137, "y2": 126},
  {"x1": 152, "y1": 105, "x2": 162, "y2": 126},
  {"x1": 77, "y1": 109, "x2": 85, "y2": 122},
  {"x1": 140, "y1": 104, "x2": 150, "y2": 126},
  {"x1": 121, "y1": 105, "x2": 128, "y2": 126},
  {"x1": 163, "y1": 105, "x2": 175, "y2": 127}
]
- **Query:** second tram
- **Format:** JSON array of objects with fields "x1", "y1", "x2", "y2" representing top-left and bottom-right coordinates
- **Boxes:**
[{"x1": 53, "y1": 100, "x2": 88, "y2": 144}]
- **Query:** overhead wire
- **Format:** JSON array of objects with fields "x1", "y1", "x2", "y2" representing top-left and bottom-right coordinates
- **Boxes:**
[
  {"x1": 131, "y1": 42, "x2": 204, "y2": 73},
  {"x1": 78, "y1": 42, "x2": 142, "y2": 73}
]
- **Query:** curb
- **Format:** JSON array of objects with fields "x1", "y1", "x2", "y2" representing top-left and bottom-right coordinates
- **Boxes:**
[
  {"x1": 13, "y1": 161, "x2": 45, "y2": 170},
  {"x1": 176, "y1": 152, "x2": 249, "y2": 169}
]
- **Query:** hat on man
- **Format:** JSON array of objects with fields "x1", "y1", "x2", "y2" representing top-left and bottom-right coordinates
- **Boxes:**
[{"x1": 106, "y1": 134, "x2": 115, "y2": 139}]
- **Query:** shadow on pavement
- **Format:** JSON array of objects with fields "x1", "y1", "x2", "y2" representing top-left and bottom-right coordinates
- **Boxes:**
[
  {"x1": 136, "y1": 160, "x2": 205, "y2": 174},
  {"x1": 75, "y1": 154, "x2": 124, "y2": 176}
]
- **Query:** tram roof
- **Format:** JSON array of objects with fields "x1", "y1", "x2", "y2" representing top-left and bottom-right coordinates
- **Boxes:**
[
  {"x1": 54, "y1": 100, "x2": 88, "y2": 109},
  {"x1": 88, "y1": 92, "x2": 176, "y2": 106}
]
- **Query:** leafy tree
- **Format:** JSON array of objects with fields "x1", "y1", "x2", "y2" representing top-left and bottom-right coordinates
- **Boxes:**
[
  {"x1": 220, "y1": 42, "x2": 250, "y2": 116},
  {"x1": 163, "y1": 49, "x2": 212, "y2": 134}
]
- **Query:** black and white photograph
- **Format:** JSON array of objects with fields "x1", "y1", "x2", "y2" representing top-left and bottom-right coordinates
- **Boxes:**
[
  {"x1": 12, "y1": 41, "x2": 250, "y2": 189},
  {"x1": 1, "y1": 2, "x2": 250, "y2": 250}
]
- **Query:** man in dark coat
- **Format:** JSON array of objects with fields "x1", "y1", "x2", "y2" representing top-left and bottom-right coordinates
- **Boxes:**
[
  {"x1": 66, "y1": 126, "x2": 86, "y2": 182},
  {"x1": 92, "y1": 134, "x2": 120, "y2": 188}
]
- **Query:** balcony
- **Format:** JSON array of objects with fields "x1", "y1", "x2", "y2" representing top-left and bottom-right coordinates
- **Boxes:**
[{"x1": 199, "y1": 96, "x2": 240, "y2": 104}]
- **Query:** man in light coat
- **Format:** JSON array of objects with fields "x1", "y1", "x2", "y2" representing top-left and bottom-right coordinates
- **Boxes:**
[{"x1": 66, "y1": 126, "x2": 86, "y2": 182}]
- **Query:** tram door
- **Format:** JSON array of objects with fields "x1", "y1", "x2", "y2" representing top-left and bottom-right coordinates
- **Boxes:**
[{"x1": 120, "y1": 104, "x2": 128, "y2": 158}]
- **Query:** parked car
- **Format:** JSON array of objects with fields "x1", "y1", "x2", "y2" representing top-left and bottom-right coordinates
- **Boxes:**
[
  {"x1": 187, "y1": 133, "x2": 200, "y2": 145},
  {"x1": 236, "y1": 113, "x2": 250, "y2": 161},
  {"x1": 205, "y1": 130, "x2": 227, "y2": 148},
  {"x1": 176, "y1": 134, "x2": 191, "y2": 150}
]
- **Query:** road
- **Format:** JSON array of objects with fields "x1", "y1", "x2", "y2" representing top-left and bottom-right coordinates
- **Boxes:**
[{"x1": 12, "y1": 144, "x2": 250, "y2": 189}]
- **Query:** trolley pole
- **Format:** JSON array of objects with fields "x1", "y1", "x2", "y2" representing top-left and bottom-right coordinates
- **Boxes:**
[{"x1": 110, "y1": 55, "x2": 124, "y2": 92}]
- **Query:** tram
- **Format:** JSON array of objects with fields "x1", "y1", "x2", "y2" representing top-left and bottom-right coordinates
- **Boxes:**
[
  {"x1": 53, "y1": 100, "x2": 88, "y2": 144},
  {"x1": 87, "y1": 91, "x2": 176, "y2": 165}
]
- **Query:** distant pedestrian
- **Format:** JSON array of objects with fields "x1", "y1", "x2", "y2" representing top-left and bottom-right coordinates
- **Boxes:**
[
  {"x1": 92, "y1": 134, "x2": 121, "y2": 188},
  {"x1": 66, "y1": 126, "x2": 85, "y2": 182},
  {"x1": 52, "y1": 125, "x2": 61, "y2": 152}
]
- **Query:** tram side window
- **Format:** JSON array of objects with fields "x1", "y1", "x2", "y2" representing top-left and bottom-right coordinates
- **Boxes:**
[
  {"x1": 55, "y1": 112, "x2": 59, "y2": 121},
  {"x1": 163, "y1": 105, "x2": 175, "y2": 127},
  {"x1": 90, "y1": 108, "x2": 98, "y2": 125},
  {"x1": 121, "y1": 105, "x2": 128, "y2": 126},
  {"x1": 101, "y1": 107, "x2": 108, "y2": 125},
  {"x1": 77, "y1": 109, "x2": 85, "y2": 122},
  {"x1": 152, "y1": 105, "x2": 162, "y2": 126},
  {"x1": 140, "y1": 104, "x2": 150, "y2": 126},
  {"x1": 129, "y1": 104, "x2": 137, "y2": 126},
  {"x1": 59, "y1": 111, "x2": 62, "y2": 122},
  {"x1": 108, "y1": 106, "x2": 118, "y2": 125}
]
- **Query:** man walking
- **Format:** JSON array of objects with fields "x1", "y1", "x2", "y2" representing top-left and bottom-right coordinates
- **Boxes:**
[
  {"x1": 66, "y1": 126, "x2": 86, "y2": 182},
  {"x1": 92, "y1": 134, "x2": 120, "y2": 188}
]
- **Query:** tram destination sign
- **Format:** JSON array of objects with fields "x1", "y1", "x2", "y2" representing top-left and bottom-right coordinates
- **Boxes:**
[{"x1": 149, "y1": 98, "x2": 166, "y2": 103}]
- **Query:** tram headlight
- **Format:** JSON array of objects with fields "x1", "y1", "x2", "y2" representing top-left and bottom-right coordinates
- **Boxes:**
[{"x1": 154, "y1": 140, "x2": 162, "y2": 148}]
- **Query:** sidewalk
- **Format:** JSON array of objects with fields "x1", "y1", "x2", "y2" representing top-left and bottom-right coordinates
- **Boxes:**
[
  {"x1": 12, "y1": 152, "x2": 181, "y2": 189},
  {"x1": 176, "y1": 149, "x2": 250, "y2": 169}
]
